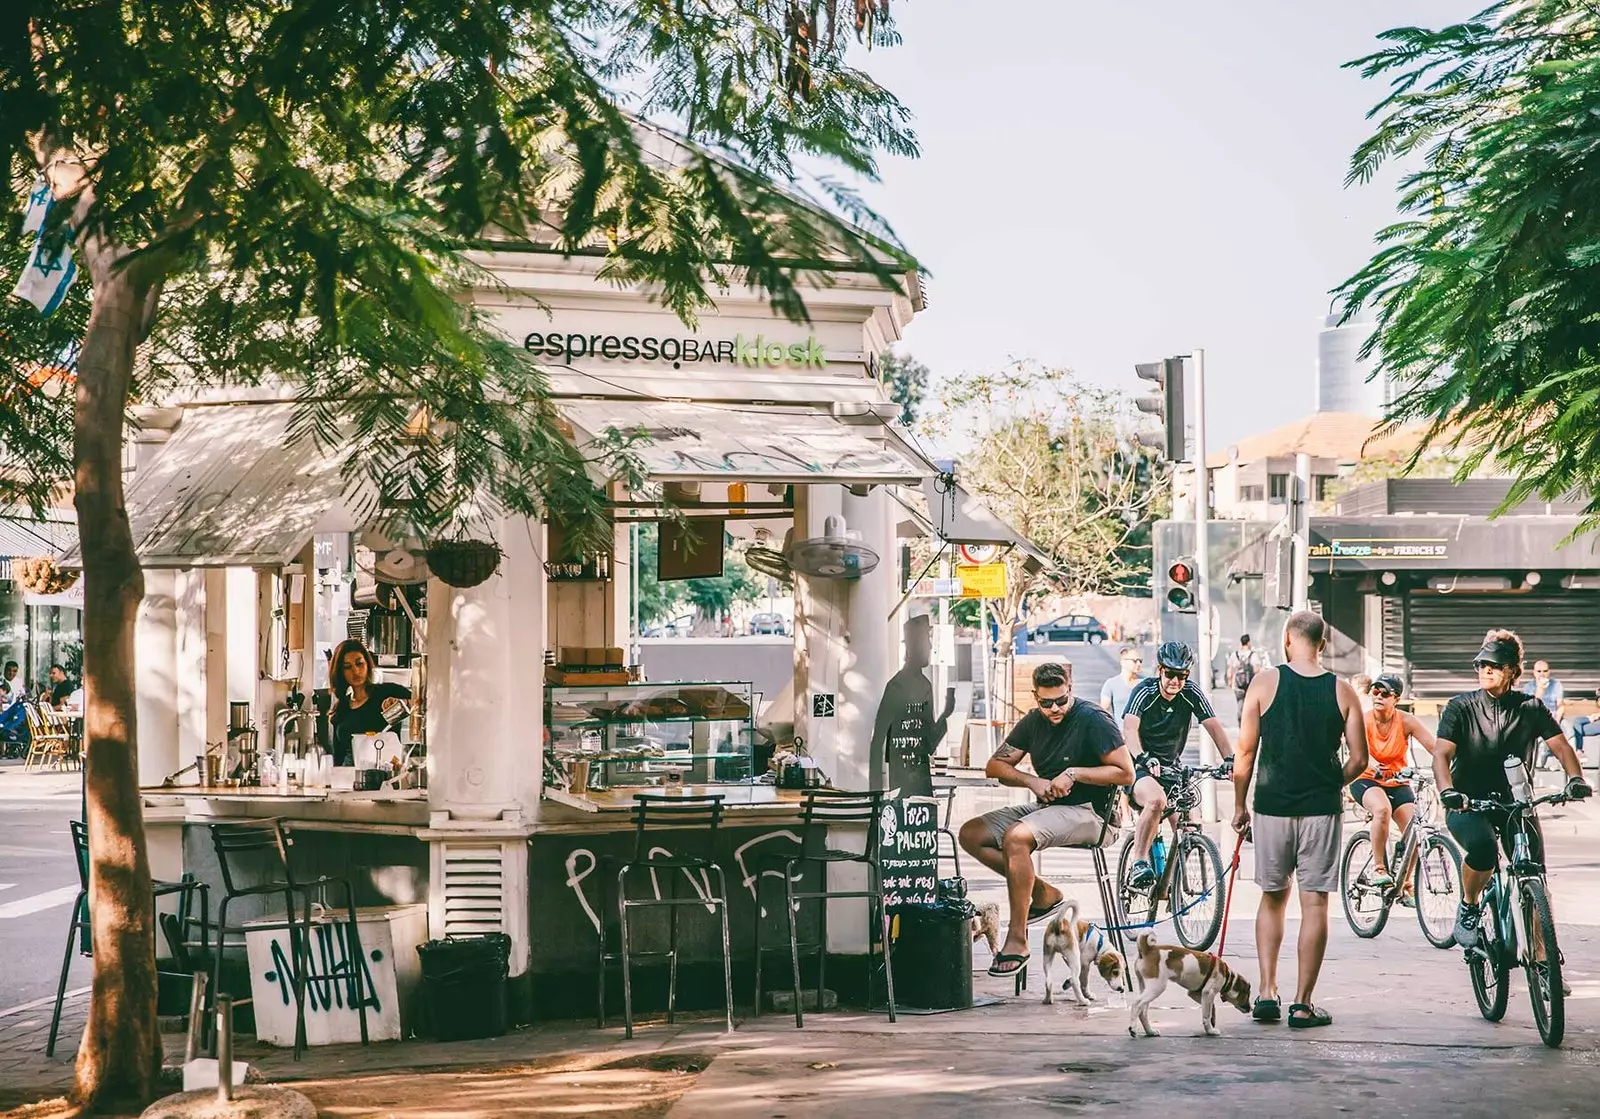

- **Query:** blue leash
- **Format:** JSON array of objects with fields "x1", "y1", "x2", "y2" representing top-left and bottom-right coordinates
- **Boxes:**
[{"x1": 1089, "y1": 878, "x2": 1222, "y2": 936}]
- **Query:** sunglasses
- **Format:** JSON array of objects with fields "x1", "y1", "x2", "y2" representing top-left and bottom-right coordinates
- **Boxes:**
[
  {"x1": 1369, "y1": 687, "x2": 1397, "y2": 699},
  {"x1": 1036, "y1": 695, "x2": 1072, "y2": 710},
  {"x1": 1474, "y1": 660, "x2": 1512, "y2": 671},
  {"x1": 1160, "y1": 668, "x2": 1189, "y2": 681}
]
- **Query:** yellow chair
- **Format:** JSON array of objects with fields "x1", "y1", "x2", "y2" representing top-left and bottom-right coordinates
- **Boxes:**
[{"x1": 23, "y1": 703, "x2": 73, "y2": 771}]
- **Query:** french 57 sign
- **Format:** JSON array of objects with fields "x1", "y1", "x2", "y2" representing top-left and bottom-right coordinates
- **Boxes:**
[{"x1": 956, "y1": 562, "x2": 1007, "y2": 599}]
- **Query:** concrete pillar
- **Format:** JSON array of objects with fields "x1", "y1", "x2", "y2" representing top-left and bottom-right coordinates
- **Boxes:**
[
  {"x1": 203, "y1": 569, "x2": 228, "y2": 750},
  {"x1": 136, "y1": 569, "x2": 181, "y2": 786},
  {"x1": 173, "y1": 570, "x2": 213, "y2": 771},
  {"x1": 837, "y1": 487, "x2": 895, "y2": 792},
  {"x1": 792, "y1": 484, "x2": 843, "y2": 771}
]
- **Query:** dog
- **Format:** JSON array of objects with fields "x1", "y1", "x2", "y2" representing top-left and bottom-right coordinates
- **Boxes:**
[
  {"x1": 1040, "y1": 900, "x2": 1127, "y2": 1006},
  {"x1": 970, "y1": 901, "x2": 1001, "y2": 960},
  {"x1": 1127, "y1": 932, "x2": 1252, "y2": 1038}
]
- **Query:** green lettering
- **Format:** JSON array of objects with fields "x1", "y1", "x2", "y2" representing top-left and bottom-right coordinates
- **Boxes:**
[
  {"x1": 805, "y1": 337, "x2": 826, "y2": 368},
  {"x1": 787, "y1": 343, "x2": 806, "y2": 365}
]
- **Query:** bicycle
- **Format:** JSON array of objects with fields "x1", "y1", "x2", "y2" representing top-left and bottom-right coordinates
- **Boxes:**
[
  {"x1": 1454, "y1": 787, "x2": 1572, "y2": 1049},
  {"x1": 1339, "y1": 767, "x2": 1463, "y2": 948},
  {"x1": 1116, "y1": 762, "x2": 1229, "y2": 950}
]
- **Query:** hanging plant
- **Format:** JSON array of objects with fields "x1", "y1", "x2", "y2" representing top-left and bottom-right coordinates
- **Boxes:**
[
  {"x1": 15, "y1": 556, "x2": 78, "y2": 595},
  {"x1": 426, "y1": 538, "x2": 502, "y2": 588}
]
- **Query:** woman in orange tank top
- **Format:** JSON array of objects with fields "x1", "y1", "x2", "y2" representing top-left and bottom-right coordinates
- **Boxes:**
[{"x1": 1347, "y1": 674, "x2": 1437, "y2": 887}]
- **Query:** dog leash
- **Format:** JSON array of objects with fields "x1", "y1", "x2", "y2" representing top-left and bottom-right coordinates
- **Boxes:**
[{"x1": 1214, "y1": 830, "x2": 1247, "y2": 960}]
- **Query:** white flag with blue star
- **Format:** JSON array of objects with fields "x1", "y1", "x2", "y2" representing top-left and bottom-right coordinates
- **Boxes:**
[{"x1": 12, "y1": 176, "x2": 77, "y2": 316}]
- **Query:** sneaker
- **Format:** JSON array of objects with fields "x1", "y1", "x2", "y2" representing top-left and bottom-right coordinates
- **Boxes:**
[
  {"x1": 1453, "y1": 901, "x2": 1482, "y2": 949},
  {"x1": 1128, "y1": 860, "x2": 1157, "y2": 890},
  {"x1": 1370, "y1": 867, "x2": 1395, "y2": 888}
]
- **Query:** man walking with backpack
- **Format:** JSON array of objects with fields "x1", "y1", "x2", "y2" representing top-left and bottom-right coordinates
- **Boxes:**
[{"x1": 1228, "y1": 634, "x2": 1265, "y2": 711}]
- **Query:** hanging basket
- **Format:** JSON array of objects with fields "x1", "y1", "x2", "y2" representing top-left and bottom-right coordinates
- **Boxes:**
[
  {"x1": 15, "y1": 556, "x2": 78, "y2": 595},
  {"x1": 426, "y1": 538, "x2": 503, "y2": 588}
]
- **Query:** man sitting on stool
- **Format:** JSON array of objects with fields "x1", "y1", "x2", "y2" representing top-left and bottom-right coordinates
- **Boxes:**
[{"x1": 958, "y1": 662, "x2": 1135, "y2": 978}]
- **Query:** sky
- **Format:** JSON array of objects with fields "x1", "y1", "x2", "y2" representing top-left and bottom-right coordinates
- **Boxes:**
[{"x1": 847, "y1": 0, "x2": 1480, "y2": 449}]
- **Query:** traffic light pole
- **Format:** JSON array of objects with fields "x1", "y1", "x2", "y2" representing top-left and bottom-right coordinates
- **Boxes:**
[{"x1": 1191, "y1": 348, "x2": 1219, "y2": 822}]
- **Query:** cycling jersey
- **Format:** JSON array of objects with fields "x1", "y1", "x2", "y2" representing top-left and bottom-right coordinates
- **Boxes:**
[
  {"x1": 1123, "y1": 676, "x2": 1215, "y2": 768},
  {"x1": 1436, "y1": 688, "x2": 1560, "y2": 800}
]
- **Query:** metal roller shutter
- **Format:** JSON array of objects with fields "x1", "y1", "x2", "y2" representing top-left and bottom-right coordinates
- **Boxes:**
[
  {"x1": 1381, "y1": 596, "x2": 1407, "y2": 680},
  {"x1": 1404, "y1": 591, "x2": 1600, "y2": 697}
]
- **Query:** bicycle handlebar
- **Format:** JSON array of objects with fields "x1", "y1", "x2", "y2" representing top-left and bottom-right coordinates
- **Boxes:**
[{"x1": 1455, "y1": 791, "x2": 1569, "y2": 815}]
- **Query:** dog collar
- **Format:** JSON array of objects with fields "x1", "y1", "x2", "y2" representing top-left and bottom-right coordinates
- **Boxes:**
[{"x1": 1083, "y1": 922, "x2": 1107, "y2": 956}]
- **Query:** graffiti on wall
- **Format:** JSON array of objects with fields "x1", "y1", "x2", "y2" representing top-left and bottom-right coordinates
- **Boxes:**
[{"x1": 261, "y1": 922, "x2": 381, "y2": 1013}]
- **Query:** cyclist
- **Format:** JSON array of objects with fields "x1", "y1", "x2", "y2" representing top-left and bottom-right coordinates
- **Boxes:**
[
  {"x1": 1123, "y1": 641, "x2": 1234, "y2": 889},
  {"x1": 1348, "y1": 673, "x2": 1436, "y2": 893},
  {"x1": 1435, "y1": 629, "x2": 1591, "y2": 951}
]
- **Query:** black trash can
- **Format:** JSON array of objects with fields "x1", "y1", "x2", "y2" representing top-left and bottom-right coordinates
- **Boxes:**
[
  {"x1": 890, "y1": 906, "x2": 973, "y2": 1010},
  {"x1": 418, "y1": 933, "x2": 512, "y2": 1041}
]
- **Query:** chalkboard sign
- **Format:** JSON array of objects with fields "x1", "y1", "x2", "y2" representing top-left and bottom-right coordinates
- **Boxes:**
[{"x1": 878, "y1": 796, "x2": 939, "y2": 909}]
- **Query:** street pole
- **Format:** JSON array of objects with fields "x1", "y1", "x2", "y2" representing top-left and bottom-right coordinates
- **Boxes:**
[
  {"x1": 1192, "y1": 348, "x2": 1218, "y2": 823},
  {"x1": 978, "y1": 595, "x2": 993, "y2": 754},
  {"x1": 1293, "y1": 452, "x2": 1312, "y2": 614}
]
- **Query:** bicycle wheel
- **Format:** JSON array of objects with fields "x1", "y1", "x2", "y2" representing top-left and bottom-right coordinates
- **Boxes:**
[
  {"x1": 1116, "y1": 835, "x2": 1159, "y2": 932},
  {"x1": 1414, "y1": 835, "x2": 1463, "y2": 949},
  {"x1": 1172, "y1": 832, "x2": 1225, "y2": 950},
  {"x1": 1468, "y1": 891, "x2": 1509, "y2": 1023},
  {"x1": 1521, "y1": 878, "x2": 1564, "y2": 1048},
  {"x1": 1339, "y1": 832, "x2": 1391, "y2": 938}
]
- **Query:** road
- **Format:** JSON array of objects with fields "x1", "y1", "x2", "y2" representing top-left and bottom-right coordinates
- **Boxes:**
[{"x1": 0, "y1": 765, "x2": 83, "y2": 1013}]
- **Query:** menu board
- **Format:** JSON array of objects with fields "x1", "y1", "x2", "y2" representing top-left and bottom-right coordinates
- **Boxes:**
[{"x1": 878, "y1": 796, "x2": 939, "y2": 909}]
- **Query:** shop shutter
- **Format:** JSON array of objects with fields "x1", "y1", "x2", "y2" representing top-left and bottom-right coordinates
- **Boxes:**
[
  {"x1": 1381, "y1": 596, "x2": 1407, "y2": 681},
  {"x1": 440, "y1": 842, "x2": 506, "y2": 937},
  {"x1": 1404, "y1": 591, "x2": 1600, "y2": 698}
]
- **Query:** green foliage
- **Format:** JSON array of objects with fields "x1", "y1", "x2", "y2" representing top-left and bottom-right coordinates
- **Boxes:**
[
  {"x1": 1338, "y1": 1, "x2": 1600, "y2": 524},
  {"x1": 880, "y1": 349, "x2": 930, "y2": 425},
  {"x1": 635, "y1": 523, "x2": 768, "y2": 627},
  {"x1": 1, "y1": 1, "x2": 918, "y2": 540}
]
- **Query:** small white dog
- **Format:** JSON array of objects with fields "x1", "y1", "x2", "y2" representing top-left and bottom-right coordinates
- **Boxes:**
[
  {"x1": 1040, "y1": 900, "x2": 1127, "y2": 1005},
  {"x1": 1126, "y1": 932, "x2": 1253, "y2": 1038},
  {"x1": 969, "y1": 901, "x2": 1001, "y2": 960}
]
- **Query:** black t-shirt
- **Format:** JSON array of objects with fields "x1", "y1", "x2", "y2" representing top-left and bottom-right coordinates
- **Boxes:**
[
  {"x1": 1002, "y1": 701, "x2": 1124, "y2": 814},
  {"x1": 331, "y1": 682, "x2": 412, "y2": 766},
  {"x1": 50, "y1": 679, "x2": 75, "y2": 705},
  {"x1": 1438, "y1": 688, "x2": 1562, "y2": 799},
  {"x1": 1123, "y1": 677, "x2": 1216, "y2": 766}
]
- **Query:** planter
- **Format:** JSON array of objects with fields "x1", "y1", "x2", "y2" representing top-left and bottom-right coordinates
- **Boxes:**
[
  {"x1": 15, "y1": 556, "x2": 78, "y2": 595},
  {"x1": 426, "y1": 538, "x2": 502, "y2": 588}
]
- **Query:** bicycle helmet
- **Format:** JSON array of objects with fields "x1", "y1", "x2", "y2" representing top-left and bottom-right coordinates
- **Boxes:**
[{"x1": 1155, "y1": 641, "x2": 1194, "y2": 672}]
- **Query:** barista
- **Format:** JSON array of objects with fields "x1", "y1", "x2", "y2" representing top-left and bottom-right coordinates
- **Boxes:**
[{"x1": 329, "y1": 638, "x2": 411, "y2": 767}]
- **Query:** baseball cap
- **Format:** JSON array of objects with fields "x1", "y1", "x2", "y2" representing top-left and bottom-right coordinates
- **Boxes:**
[{"x1": 1370, "y1": 673, "x2": 1404, "y2": 695}]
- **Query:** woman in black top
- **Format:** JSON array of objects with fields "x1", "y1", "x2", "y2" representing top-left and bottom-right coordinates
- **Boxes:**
[{"x1": 329, "y1": 638, "x2": 411, "y2": 766}]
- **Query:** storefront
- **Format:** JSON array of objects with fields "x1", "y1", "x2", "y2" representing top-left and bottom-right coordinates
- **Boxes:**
[{"x1": 0, "y1": 512, "x2": 82, "y2": 696}]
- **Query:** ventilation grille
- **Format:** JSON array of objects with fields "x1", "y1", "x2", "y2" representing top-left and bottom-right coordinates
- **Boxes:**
[{"x1": 440, "y1": 843, "x2": 506, "y2": 937}]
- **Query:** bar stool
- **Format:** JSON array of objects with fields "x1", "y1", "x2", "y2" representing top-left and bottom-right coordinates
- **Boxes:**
[
  {"x1": 595, "y1": 794, "x2": 734, "y2": 1040},
  {"x1": 47, "y1": 820, "x2": 209, "y2": 1055},
  {"x1": 208, "y1": 820, "x2": 369, "y2": 1059},
  {"x1": 752, "y1": 788, "x2": 895, "y2": 1028},
  {"x1": 1013, "y1": 792, "x2": 1126, "y2": 996},
  {"x1": 932, "y1": 782, "x2": 962, "y2": 877}
]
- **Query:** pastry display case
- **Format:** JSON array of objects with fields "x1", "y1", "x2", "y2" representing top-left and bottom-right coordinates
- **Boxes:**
[{"x1": 546, "y1": 681, "x2": 756, "y2": 792}]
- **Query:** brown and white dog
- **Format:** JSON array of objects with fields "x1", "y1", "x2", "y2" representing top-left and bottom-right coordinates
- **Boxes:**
[
  {"x1": 1040, "y1": 900, "x2": 1127, "y2": 1005},
  {"x1": 970, "y1": 901, "x2": 1001, "y2": 960},
  {"x1": 1127, "y1": 932, "x2": 1252, "y2": 1037}
]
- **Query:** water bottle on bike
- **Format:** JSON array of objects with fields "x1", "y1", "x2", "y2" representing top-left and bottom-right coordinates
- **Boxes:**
[
  {"x1": 1151, "y1": 834, "x2": 1167, "y2": 879},
  {"x1": 1504, "y1": 756, "x2": 1532, "y2": 804}
]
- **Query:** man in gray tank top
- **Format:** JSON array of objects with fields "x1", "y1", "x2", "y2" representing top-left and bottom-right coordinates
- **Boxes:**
[{"x1": 1231, "y1": 611, "x2": 1368, "y2": 1030}]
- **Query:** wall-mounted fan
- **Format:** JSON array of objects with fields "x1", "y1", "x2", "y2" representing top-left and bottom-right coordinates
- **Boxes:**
[
  {"x1": 743, "y1": 527, "x2": 793, "y2": 584},
  {"x1": 784, "y1": 515, "x2": 880, "y2": 580}
]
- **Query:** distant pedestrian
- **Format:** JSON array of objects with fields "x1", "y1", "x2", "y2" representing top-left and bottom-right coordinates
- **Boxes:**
[
  {"x1": 1099, "y1": 646, "x2": 1146, "y2": 721},
  {"x1": 1227, "y1": 635, "x2": 1266, "y2": 711},
  {"x1": 1232, "y1": 611, "x2": 1368, "y2": 1030},
  {"x1": 1522, "y1": 660, "x2": 1567, "y2": 770}
]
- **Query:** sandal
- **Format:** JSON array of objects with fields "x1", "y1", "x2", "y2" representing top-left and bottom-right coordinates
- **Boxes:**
[
  {"x1": 988, "y1": 952, "x2": 1030, "y2": 978},
  {"x1": 1027, "y1": 897, "x2": 1065, "y2": 924},
  {"x1": 1287, "y1": 1003, "x2": 1332, "y2": 1029},
  {"x1": 1251, "y1": 997, "x2": 1281, "y2": 1023}
]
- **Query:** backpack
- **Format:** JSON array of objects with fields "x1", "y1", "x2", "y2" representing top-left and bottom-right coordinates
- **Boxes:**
[{"x1": 1233, "y1": 650, "x2": 1256, "y2": 690}]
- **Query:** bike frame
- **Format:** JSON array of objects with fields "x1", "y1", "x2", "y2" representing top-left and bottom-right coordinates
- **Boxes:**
[
  {"x1": 1464, "y1": 792, "x2": 1563, "y2": 970},
  {"x1": 1150, "y1": 765, "x2": 1226, "y2": 904}
]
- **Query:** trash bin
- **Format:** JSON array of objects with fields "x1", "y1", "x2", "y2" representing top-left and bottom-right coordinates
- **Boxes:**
[
  {"x1": 890, "y1": 905, "x2": 973, "y2": 1011},
  {"x1": 417, "y1": 933, "x2": 512, "y2": 1041}
]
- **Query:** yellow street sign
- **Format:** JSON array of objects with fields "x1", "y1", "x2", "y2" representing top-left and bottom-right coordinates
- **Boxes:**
[{"x1": 956, "y1": 562, "x2": 1008, "y2": 599}]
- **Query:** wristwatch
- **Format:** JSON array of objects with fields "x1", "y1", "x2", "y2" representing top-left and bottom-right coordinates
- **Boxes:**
[{"x1": 1064, "y1": 767, "x2": 1078, "y2": 785}]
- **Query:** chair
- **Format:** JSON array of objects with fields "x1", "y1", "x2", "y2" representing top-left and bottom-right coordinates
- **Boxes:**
[
  {"x1": 47, "y1": 820, "x2": 210, "y2": 1055},
  {"x1": 595, "y1": 794, "x2": 734, "y2": 1040},
  {"x1": 23, "y1": 703, "x2": 72, "y2": 771},
  {"x1": 932, "y1": 782, "x2": 962, "y2": 878},
  {"x1": 1013, "y1": 791, "x2": 1126, "y2": 996},
  {"x1": 752, "y1": 788, "x2": 896, "y2": 1028},
  {"x1": 208, "y1": 820, "x2": 369, "y2": 1059}
]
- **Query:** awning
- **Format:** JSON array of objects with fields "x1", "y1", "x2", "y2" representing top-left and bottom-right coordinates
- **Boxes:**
[
  {"x1": 0, "y1": 514, "x2": 77, "y2": 559},
  {"x1": 912, "y1": 478, "x2": 1053, "y2": 568},
  {"x1": 560, "y1": 400, "x2": 935, "y2": 484},
  {"x1": 61, "y1": 403, "x2": 354, "y2": 568}
]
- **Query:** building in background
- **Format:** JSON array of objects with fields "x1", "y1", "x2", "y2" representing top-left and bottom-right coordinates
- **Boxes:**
[{"x1": 1315, "y1": 309, "x2": 1388, "y2": 415}]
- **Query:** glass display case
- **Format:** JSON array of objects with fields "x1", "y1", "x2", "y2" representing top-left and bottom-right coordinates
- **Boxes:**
[{"x1": 546, "y1": 681, "x2": 756, "y2": 791}]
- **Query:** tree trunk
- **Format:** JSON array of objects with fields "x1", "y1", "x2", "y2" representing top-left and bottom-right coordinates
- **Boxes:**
[{"x1": 71, "y1": 260, "x2": 160, "y2": 1112}]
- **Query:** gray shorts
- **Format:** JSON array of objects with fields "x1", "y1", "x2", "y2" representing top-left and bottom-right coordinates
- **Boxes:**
[
  {"x1": 977, "y1": 801, "x2": 1113, "y2": 850},
  {"x1": 1253, "y1": 813, "x2": 1341, "y2": 893}
]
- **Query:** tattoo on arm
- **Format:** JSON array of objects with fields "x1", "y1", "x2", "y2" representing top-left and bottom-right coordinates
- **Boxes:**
[{"x1": 991, "y1": 744, "x2": 1025, "y2": 765}]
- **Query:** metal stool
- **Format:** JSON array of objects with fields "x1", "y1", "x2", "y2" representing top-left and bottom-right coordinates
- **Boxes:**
[
  {"x1": 208, "y1": 820, "x2": 369, "y2": 1059},
  {"x1": 47, "y1": 819, "x2": 210, "y2": 1055},
  {"x1": 752, "y1": 788, "x2": 896, "y2": 1027},
  {"x1": 932, "y1": 782, "x2": 962, "y2": 877},
  {"x1": 595, "y1": 794, "x2": 734, "y2": 1040},
  {"x1": 1013, "y1": 793, "x2": 1126, "y2": 996}
]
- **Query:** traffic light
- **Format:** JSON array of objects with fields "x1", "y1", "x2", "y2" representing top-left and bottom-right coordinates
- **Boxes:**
[
  {"x1": 1166, "y1": 556, "x2": 1198, "y2": 612},
  {"x1": 1135, "y1": 356, "x2": 1187, "y2": 461}
]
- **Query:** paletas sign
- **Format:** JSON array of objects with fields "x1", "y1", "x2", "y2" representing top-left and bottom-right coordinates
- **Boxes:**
[
  {"x1": 525, "y1": 329, "x2": 827, "y2": 370},
  {"x1": 878, "y1": 796, "x2": 939, "y2": 909}
]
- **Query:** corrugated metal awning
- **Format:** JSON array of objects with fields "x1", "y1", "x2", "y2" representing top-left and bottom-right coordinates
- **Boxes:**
[
  {"x1": 60, "y1": 403, "x2": 353, "y2": 568},
  {"x1": 560, "y1": 400, "x2": 935, "y2": 484},
  {"x1": 0, "y1": 514, "x2": 77, "y2": 559}
]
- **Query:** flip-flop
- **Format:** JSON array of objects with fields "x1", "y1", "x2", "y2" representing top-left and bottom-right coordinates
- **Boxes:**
[
  {"x1": 987, "y1": 952, "x2": 1030, "y2": 977},
  {"x1": 1027, "y1": 898, "x2": 1065, "y2": 924},
  {"x1": 1252, "y1": 997, "x2": 1281, "y2": 1023},
  {"x1": 1287, "y1": 1003, "x2": 1332, "y2": 1029}
]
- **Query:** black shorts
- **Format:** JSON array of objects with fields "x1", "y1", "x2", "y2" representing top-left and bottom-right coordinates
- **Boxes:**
[
  {"x1": 1447, "y1": 809, "x2": 1545, "y2": 874},
  {"x1": 1348, "y1": 779, "x2": 1416, "y2": 812},
  {"x1": 1131, "y1": 758, "x2": 1180, "y2": 808}
]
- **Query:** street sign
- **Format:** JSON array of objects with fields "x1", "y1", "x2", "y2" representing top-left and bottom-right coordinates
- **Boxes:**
[
  {"x1": 956, "y1": 562, "x2": 1007, "y2": 599},
  {"x1": 907, "y1": 577, "x2": 962, "y2": 597},
  {"x1": 957, "y1": 542, "x2": 999, "y2": 565}
]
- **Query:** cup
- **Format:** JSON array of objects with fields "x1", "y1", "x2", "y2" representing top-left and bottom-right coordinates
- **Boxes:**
[
  {"x1": 202, "y1": 754, "x2": 222, "y2": 786},
  {"x1": 567, "y1": 759, "x2": 591, "y2": 795},
  {"x1": 662, "y1": 766, "x2": 685, "y2": 793}
]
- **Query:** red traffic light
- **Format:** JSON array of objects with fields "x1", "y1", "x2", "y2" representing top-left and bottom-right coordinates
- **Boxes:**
[{"x1": 1168, "y1": 560, "x2": 1195, "y2": 585}]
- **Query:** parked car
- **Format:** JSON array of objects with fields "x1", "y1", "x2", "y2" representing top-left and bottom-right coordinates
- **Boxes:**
[
  {"x1": 1030, "y1": 614, "x2": 1109, "y2": 644},
  {"x1": 642, "y1": 614, "x2": 695, "y2": 638},
  {"x1": 748, "y1": 612, "x2": 789, "y2": 635}
]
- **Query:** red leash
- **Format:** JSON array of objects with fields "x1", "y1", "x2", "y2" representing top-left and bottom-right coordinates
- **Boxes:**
[{"x1": 1214, "y1": 829, "x2": 1247, "y2": 960}]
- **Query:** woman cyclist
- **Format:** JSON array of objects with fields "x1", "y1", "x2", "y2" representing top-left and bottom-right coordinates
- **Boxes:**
[{"x1": 1347, "y1": 673, "x2": 1436, "y2": 894}]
